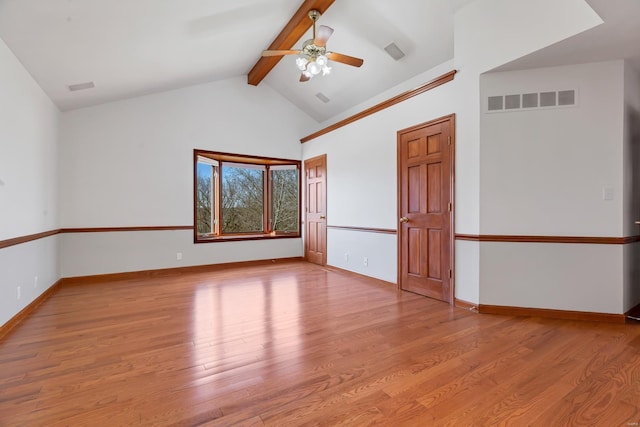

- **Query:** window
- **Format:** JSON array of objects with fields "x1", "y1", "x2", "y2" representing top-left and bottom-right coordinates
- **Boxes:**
[{"x1": 194, "y1": 149, "x2": 301, "y2": 242}]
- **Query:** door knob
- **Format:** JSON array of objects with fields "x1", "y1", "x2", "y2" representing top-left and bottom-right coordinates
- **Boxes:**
[
  {"x1": 320, "y1": 216, "x2": 326, "y2": 220},
  {"x1": 400, "y1": 217, "x2": 409, "y2": 223},
  {"x1": 636, "y1": 221, "x2": 640, "y2": 225}
]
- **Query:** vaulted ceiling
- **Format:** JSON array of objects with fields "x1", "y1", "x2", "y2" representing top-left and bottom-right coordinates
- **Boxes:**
[
  {"x1": 0, "y1": 0, "x2": 638, "y2": 123},
  {"x1": 496, "y1": 0, "x2": 640, "y2": 74},
  {"x1": 0, "y1": 0, "x2": 473, "y2": 122}
]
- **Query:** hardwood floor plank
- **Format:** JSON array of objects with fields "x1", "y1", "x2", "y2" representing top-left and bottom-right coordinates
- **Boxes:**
[
  {"x1": 0, "y1": 260, "x2": 639, "y2": 426},
  {"x1": 534, "y1": 345, "x2": 640, "y2": 426}
]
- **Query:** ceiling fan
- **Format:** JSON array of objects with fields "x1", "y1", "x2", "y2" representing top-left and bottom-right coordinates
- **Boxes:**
[{"x1": 262, "y1": 9, "x2": 364, "y2": 82}]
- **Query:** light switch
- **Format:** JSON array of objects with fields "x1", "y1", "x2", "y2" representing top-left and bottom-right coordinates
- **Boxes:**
[{"x1": 602, "y1": 187, "x2": 614, "y2": 201}]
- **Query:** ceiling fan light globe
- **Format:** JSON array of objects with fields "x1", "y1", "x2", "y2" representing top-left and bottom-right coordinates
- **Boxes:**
[
  {"x1": 295, "y1": 57, "x2": 308, "y2": 70},
  {"x1": 316, "y1": 55, "x2": 328, "y2": 67},
  {"x1": 308, "y1": 61, "x2": 321, "y2": 75},
  {"x1": 322, "y1": 65, "x2": 332, "y2": 76},
  {"x1": 303, "y1": 70, "x2": 313, "y2": 79}
]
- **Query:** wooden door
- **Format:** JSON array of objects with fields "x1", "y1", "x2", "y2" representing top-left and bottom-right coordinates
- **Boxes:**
[
  {"x1": 305, "y1": 155, "x2": 327, "y2": 265},
  {"x1": 398, "y1": 115, "x2": 454, "y2": 303}
]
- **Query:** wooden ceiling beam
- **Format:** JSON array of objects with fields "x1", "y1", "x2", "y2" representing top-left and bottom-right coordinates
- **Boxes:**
[{"x1": 247, "y1": 0, "x2": 335, "y2": 86}]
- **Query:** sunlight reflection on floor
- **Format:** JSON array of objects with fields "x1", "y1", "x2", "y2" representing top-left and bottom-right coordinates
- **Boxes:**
[{"x1": 190, "y1": 274, "x2": 301, "y2": 390}]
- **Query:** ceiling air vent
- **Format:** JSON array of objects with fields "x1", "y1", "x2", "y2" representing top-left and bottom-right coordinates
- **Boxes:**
[
  {"x1": 315, "y1": 92, "x2": 331, "y2": 103},
  {"x1": 68, "y1": 81, "x2": 95, "y2": 92},
  {"x1": 384, "y1": 42, "x2": 405, "y2": 61},
  {"x1": 487, "y1": 89, "x2": 576, "y2": 113}
]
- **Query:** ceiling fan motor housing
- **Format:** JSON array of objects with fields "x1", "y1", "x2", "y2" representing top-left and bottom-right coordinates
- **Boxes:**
[
  {"x1": 302, "y1": 39, "x2": 326, "y2": 58},
  {"x1": 308, "y1": 9, "x2": 321, "y2": 22}
]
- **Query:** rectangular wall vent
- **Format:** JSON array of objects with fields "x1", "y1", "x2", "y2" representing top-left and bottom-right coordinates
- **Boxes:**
[
  {"x1": 505, "y1": 94, "x2": 520, "y2": 110},
  {"x1": 540, "y1": 91, "x2": 556, "y2": 107},
  {"x1": 558, "y1": 90, "x2": 575, "y2": 106},
  {"x1": 488, "y1": 96, "x2": 503, "y2": 111},
  {"x1": 522, "y1": 93, "x2": 538, "y2": 108},
  {"x1": 487, "y1": 89, "x2": 576, "y2": 113}
]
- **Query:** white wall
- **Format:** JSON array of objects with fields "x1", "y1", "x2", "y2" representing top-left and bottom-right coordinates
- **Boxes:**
[
  {"x1": 480, "y1": 242, "x2": 623, "y2": 313},
  {"x1": 623, "y1": 61, "x2": 640, "y2": 311},
  {"x1": 300, "y1": 0, "x2": 603, "y2": 301},
  {"x1": 452, "y1": 0, "x2": 602, "y2": 304},
  {"x1": 0, "y1": 40, "x2": 59, "y2": 240},
  {"x1": 302, "y1": 62, "x2": 458, "y2": 286},
  {"x1": 327, "y1": 230, "x2": 397, "y2": 284},
  {"x1": 479, "y1": 61, "x2": 627, "y2": 313},
  {"x1": 0, "y1": 236, "x2": 58, "y2": 325},
  {"x1": 455, "y1": 240, "x2": 480, "y2": 303},
  {"x1": 59, "y1": 76, "x2": 316, "y2": 277},
  {"x1": 480, "y1": 61, "x2": 624, "y2": 236},
  {"x1": 0, "y1": 37, "x2": 60, "y2": 325},
  {"x1": 60, "y1": 77, "x2": 314, "y2": 227},
  {"x1": 624, "y1": 61, "x2": 640, "y2": 234},
  {"x1": 453, "y1": 0, "x2": 603, "y2": 235},
  {"x1": 60, "y1": 230, "x2": 301, "y2": 278}
]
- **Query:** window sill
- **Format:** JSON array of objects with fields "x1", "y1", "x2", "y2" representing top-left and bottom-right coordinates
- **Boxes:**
[{"x1": 195, "y1": 232, "x2": 300, "y2": 244}]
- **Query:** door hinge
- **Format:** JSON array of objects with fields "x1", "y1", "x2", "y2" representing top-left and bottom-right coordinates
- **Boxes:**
[
  {"x1": 448, "y1": 202, "x2": 452, "y2": 212},
  {"x1": 448, "y1": 136, "x2": 451, "y2": 145},
  {"x1": 449, "y1": 269, "x2": 453, "y2": 279}
]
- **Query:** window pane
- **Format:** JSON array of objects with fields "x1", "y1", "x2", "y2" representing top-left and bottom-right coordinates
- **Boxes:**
[
  {"x1": 221, "y1": 164, "x2": 264, "y2": 233},
  {"x1": 196, "y1": 162, "x2": 214, "y2": 235},
  {"x1": 271, "y1": 168, "x2": 299, "y2": 233},
  {"x1": 194, "y1": 149, "x2": 301, "y2": 242}
]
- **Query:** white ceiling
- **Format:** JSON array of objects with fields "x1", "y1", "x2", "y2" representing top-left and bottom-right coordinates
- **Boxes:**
[
  {"x1": 494, "y1": 0, "x2": 640, "y2": 74},
  {"x1": 0, "y1": 0, "x2": 638, "y2": 123},
  {"x1": 0, "y1": 0, "x2": 473, "y2": 122}
]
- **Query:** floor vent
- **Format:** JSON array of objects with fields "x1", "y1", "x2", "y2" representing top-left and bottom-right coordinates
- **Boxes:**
[{"x1": 487, "y1": 89, "x2": 576, "y2": 113}]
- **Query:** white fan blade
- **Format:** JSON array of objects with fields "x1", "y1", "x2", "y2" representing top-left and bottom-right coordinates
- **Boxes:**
[{"x1": 314, "y1": 25, "x2": 334, "y2": 47}]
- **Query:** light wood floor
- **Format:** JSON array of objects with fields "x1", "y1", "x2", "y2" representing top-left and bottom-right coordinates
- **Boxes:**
[{"x1": 1, "y1": 260, "x2": 639, "y2": 426}]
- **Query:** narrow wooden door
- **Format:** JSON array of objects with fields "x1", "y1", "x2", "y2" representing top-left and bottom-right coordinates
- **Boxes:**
[
  {"x1": 305, "y1": 155, "x2": 327, "y2": 265},
  {"x1": 398, "y1": 116, "x2": 454, "y2": 303}
]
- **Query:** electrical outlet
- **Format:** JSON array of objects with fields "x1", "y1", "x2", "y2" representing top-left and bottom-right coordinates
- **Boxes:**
[
  {"x1": 176, "y1": 252, "x2": 183, "y2": 261},
  {"x1": 17, "y1": 286, "x2": 21, "y2": 300},
  {"x1": 34, "y1": 276, "x2": 38, "y2": 288},
  {"x1": 363, "y1": 257, "x2": 368, "y2": 267}
]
